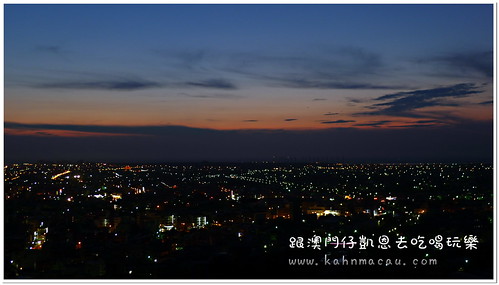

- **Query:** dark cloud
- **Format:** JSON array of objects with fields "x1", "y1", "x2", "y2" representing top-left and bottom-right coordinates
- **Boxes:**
[
  {"x1": 284, "y1": 118, "x2": 298, "y2": 122},
  {"x1": 185, "y1": 79, "x2": 237, "y2": 89},
  {"x1": 429, "y1": 51, "x2": 493, "y2": 78},
  {"x1": 321, "y1": 120, "x2": 355, "y2": 124},
  {"x1": 348, "y1": 98, "x2": 369, "y2": 104},
  {"x1": 354, "y1": 120, "x2": 392, "y2": 127},
  {"x1": 179, "y1": 92, "x2": 242, "y2": 99},
  {"x1": 242, "y1": 120, "x2": 258, "y2": 122},
  {"x1": 277, "y1": 79, "x2": 405, "y2": 90},
  {"x1": 35, "y1": 45, "x2": 63, "y2": 54},
  {"x1": 313, "y1": 98, "x2": 327, "y2": 101},
  {"x1": 35, "y1": 131, "x2": 55, "y2": 136},
  {"x1": 5, "y1": 121, "x2": 492, "y2": 163},
  {"x1": 4, "y1": 122, "x2": 214, "y2": 136},
  {"x1": 389, "y1": 124, "x2": 439, "y2": 128},
  {"x1": 478, "y1": 100, "x2": 493, "y2": 105},
  {"x1": 357, "y1": 83, "x2": 484, "y2": 118},
  {"x1": 413, "y1": 120, "x2": 440, "y2": 124},
  {"x1": 36, "y1": 79, "x2": 161, "y2": 91},
  {"x1": 324, "y1": 112, "x2": 338, "y2": 116}
]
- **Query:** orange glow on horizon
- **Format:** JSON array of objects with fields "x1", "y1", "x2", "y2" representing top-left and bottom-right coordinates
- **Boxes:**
[
  {"x1": 4, "y1": 111, "x2": 493, "y2": 137},
  {"x1": 4, "y1": 128, "x2": 146, "y2": 138}
]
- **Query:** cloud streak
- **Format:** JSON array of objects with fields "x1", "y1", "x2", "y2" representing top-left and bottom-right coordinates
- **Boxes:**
[
  {"x1": 35, "y1": 45, "x2": 63, "y2": 55},
  {"x1": 413, "y1": 120, "x2": 441, "y2": 124},
  {"x1": 277, "y1": 79, "x2": 406, "y2": 90},
  {"x1": 321, "y1": 120, "x2": 355, "y2": 124},
  {"x1": 165, "y1": 46, "x2": 410, "y2": 90},
  {"x1": 185, "y1": 79, "x2": 237, "y2": 89},
  {"x1": 356, "y1": 83, "x2": 484, "y2": 118},
  {"x1": 354, "y1": 120, "x2": 392, "y2": 127},
  {"x1": 478, "y1": 100, "x2": 493, "y2": 105},
  {"x1": 4, "y1": 122, "x2": 215, "y2": 137},
  {"x1": 5, "y1": 128, "x2": 136, "y2": 138},
  {"x1": 428, "y1": 51, "x2": 493, "y2": 78},
  {"x1": 178, "y1": 92, "x2": 242, "y2": 99},
  {"x1": 36, "y1": 79, "x2": 162, "y2": 91}
]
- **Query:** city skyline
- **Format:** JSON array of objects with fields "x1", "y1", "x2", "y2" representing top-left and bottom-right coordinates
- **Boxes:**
[
  {"x1": 4, "y1": 161, "x2": 494, "y2": 278},
  {"x1": 4, "y1": 4, "x2": 494, "y2": 162}
]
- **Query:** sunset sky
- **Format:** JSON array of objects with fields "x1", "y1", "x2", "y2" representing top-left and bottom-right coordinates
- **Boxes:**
[{"x1": 4, "y1": 4, "x2": 494, "y2": 162}]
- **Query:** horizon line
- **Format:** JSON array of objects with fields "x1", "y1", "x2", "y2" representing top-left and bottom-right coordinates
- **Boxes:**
[{"x1": 5, "y1": 160, "x2": 493, "y2": 165}]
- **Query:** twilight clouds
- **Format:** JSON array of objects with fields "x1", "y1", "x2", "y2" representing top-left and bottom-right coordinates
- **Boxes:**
[{"x1": 4, "y1": 4, "x2": 493, "y2": 162}]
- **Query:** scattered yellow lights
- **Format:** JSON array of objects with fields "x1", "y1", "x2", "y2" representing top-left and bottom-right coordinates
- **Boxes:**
[
  {"x1": 111, "y1": 194, "x2": 122, "y2": 201},
  {"x1": 4, "y1": 176, "x2": 20, "y2": 182},
  {"x1": 51, "y1": 170, "x2": 71, "y2": 180}
]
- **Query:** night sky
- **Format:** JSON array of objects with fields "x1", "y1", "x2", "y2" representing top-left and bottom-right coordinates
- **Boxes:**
[{"x1": 4, "y1": 4, "x2": 494, "y2": 162}]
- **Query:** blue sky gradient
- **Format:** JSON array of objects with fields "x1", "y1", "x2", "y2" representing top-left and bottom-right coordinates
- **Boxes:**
[{"x1": 4, "y1": 4, "x2": 494, "y2": 162}]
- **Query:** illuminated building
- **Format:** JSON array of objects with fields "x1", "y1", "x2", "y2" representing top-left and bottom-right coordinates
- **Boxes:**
[
  {"x1": 29, "y1": 222, "x2": 48, "y2": 250},
  {"x1": 196, "y1": 216, "x2": 208, "y2": 228},
  {"x1": 167, "y1": 215, "x2": 175, "y2": 227}
]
